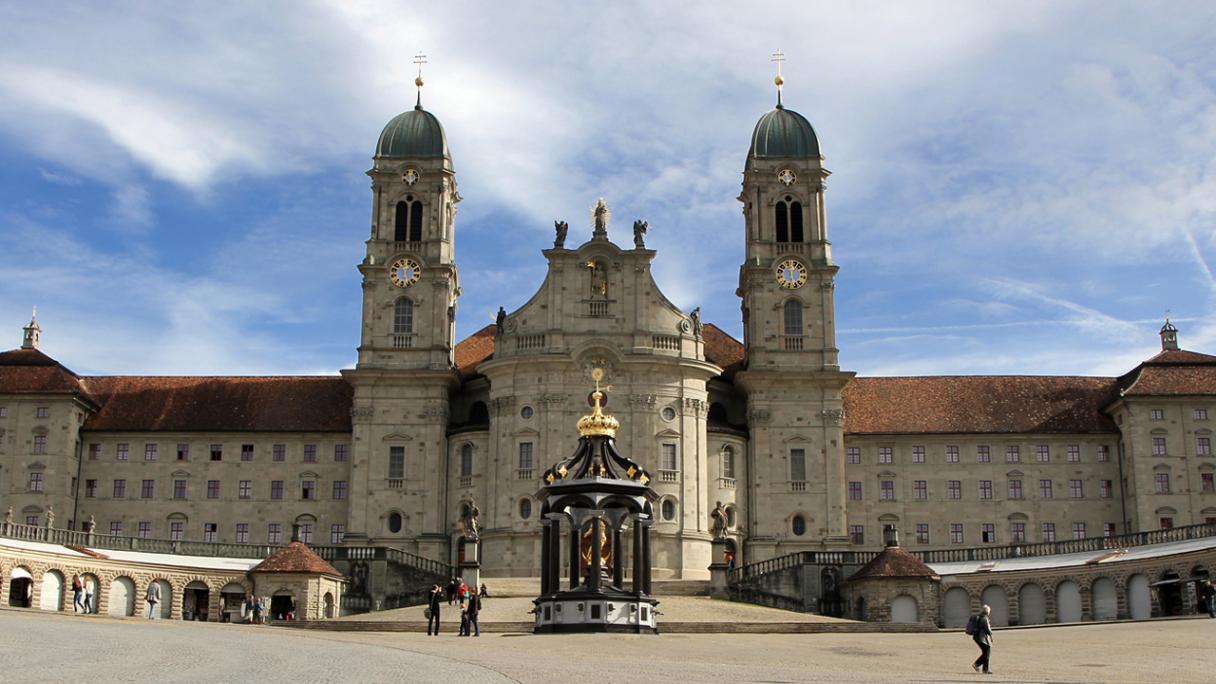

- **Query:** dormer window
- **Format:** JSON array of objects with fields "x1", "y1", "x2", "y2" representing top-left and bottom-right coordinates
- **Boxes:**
[{"x1": 774, "y1": 196, "x2": 804, "y2": 242}]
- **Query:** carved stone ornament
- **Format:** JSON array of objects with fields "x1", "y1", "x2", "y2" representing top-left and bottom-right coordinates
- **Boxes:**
[
  {"x1": 820, "y1": 408, "x2": 846, "y2": 426},
  {"x1": 491, "y1": 396, "x2": 517, "y2": 416},
  {"x1": 351, "y1": 406, "x2": 375, "y2": 421},
  {"x1": 683, "y1": 398, "x2": 708, "y2": 416},
  {"x1": 539, "y1": 393, "x2": 568, "y2": 407},
  {"x1": 628, "y1": 394, "x2": 657, "y2": 408}
]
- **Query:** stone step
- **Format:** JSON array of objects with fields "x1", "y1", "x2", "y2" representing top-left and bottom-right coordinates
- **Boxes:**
[
  {"x1": 477, "y1": 577, "x2": 709, "y2": 598},
  {"x1": 278, "y1": 621, "x2": 934, "y2": 634}
]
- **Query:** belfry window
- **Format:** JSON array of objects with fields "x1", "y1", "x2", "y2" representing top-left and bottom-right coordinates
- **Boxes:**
[
  {"x1": 783, "y1": 300, "x2": 803, "y2": 336},
  {"x1": 775, "y1": 197, "x2": 804, "y2": 242},
  {"x1": 394, "y1": 197, "x2": 424, "y2": 242},
  {"x1": 393, "y1": 298, "x2": 414, "y2": 335}
]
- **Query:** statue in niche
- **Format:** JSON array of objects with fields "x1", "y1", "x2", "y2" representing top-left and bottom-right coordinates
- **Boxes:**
[
  {"x1": 632, "y1": 220, "x2": 648, "y2": 248},
  {"x1": 591, "y1": 198, "x2": 610, "y2": 239},
  {"x1": 586, "y1": 260, "x2": 608, "y2": 297},
  {"x1": 710, "y1": 501, "x2": 727, "y2": 539},
  {"x1": 495, "y1": 306, "x2": 506, "y2": 335},
  {"x1": 554, "y1": 220, "x2": 568, "y2": 248},
  {"x1": 461, "y1": 500, "x2": 481, "y2": 539}
]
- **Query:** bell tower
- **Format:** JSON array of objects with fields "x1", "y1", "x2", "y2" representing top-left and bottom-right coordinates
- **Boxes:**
[{"x1": 735, "y1": 54, "x2": 854, "y2": 555}]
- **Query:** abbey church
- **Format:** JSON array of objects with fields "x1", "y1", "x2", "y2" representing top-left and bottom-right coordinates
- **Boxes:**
[{"x1": 2, "y1": 87, "x2": 1215, "y2": 580}]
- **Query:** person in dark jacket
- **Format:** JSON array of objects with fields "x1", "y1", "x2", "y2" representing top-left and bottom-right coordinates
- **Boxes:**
[
  {"x1": 427, "y1": 583, "x2": 443, "y2": 635},
  {"x1": 465, "y1": 592, "x2": 481, "y2": 637},
  {"x1": 971, "y1": 604, "x2": 994, "y2": 674}
]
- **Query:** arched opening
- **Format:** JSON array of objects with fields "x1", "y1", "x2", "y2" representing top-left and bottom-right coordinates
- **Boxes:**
[
  {"x1": 460, "y1": 443, "x2": 474, "y2": 478},
  {"x1": 1017, "y1": 583, "x2": 1046, "y2": 625},
  {"x1": 393, "y1": 298, "x2": 414, "y2": 335},
  {"x1": 783, "y1": 300, "x2": 803, "y2": 336},
  {"x1": 409, "y1": 201, "x2": 423, "y2": 241},
  {"x1": 294, "y1": 514, "x2": 317, "y2": 544},
  {"x1": 108, "y1": 577, "x2": 136, "y2": 617},
  {"x1": 980, "y1": 585, "x2": 1009, "y2": 627},
  {"x1": 324, "y1": 592, "x2": 335, "y2": 619},
  {"x1": 820, "y1": 567, "x2": 843, "y2": 617},
  {"x1": 220, "y1": 582, "x2": 247, "y2": 622},
  {"x1": 182, "y1": 580, "x2": 210, "y2": 621},
  {"x1": 468, "y1": 402, "x2": 489, "y2": 426},
  {"x1": 791, "y1": 514, "x2": 807, "y2": 536},
  {"x1": 270, "y1": 590, "x2": 296, "y2": 621},
  {"x1": 890, "y1": 595, "x2": 918, "y2": 624},
  {"x1": 151, "y1": 579, "x2": 172, "y2": 619},
  {"x1": 1157, "y1": 571, "x2": 1183, "y2": 616},
  {"x1": 775, "y1": 202, "x2": 789, "y2": 242},
  {"x1": 661, "y1": 499, "x2": 677, "y2": 522},
  {"x1": 39, "y1": 570, "x2": 64, "y2": 611},
  {"x1": 387, "y1": 511, "x2": 403, "y2": 534},
  {"x1": 789, "y1": 202, "x2": 804, "y2": 242},
  {"x1": 519, "y1": 498, "x2": 533, "y2": 520},
  {"x1": 8, "y1": 567, "x2": 33, "y2": 607},
  {"x1": 1092, "y1": 577, "x2": 1117, "y2": 620},
  {"x1": 81, "y1": 573, "x2": 100, "y2": 613},
  {"x1": 942, "y1": 586, "x2": 971, "y2": 627},
  {"x1": 854, "y1": 596, "x2": 867, "y2": 621},
  {"x1": 1056, "y1": 580, "x2": 1082, "y2": 622},
  {"x1": 725, "y1": 505, "x2": 737, "y2": 528},
  {"x1": 1127, "y1": 574, "x2": 1151, "y2": 619},
  {"x1": 394, "y1": 198, "x2": 424, "y2": 242}
]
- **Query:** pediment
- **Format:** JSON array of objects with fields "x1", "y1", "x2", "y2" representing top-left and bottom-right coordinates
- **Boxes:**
[
  {"x1": 782, "y1": 434, "x2": 810, "y2": 444},
  {"x1": 513, "y1": 427, "x2": 541, "y2": 437},
  {"x1": 26, "y1": 461, "x2": 47, "y2": 471},
  {"x1": 655, "y1": 428, "x2": 681, "y2": 439},
  {"x1": 877, "y1": 470, "x2": 897, "y2": 478},
  {"x1": 1006, "y1": 470, "x2": 1024, "y2": 478},
  {"x1": 298, "y1": 470, "x2": 320, "y2": 479},
  {"x1": 382, "y1": 432, "x2": 414, "y2": 442},
  {"x1": 171, "y1": 470, "x2": 191, "y2": 478}
]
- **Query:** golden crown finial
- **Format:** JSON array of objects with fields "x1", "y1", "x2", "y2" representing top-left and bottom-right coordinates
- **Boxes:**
[{"x1": 577, "y1": 367, "x2": 619, "y2": 437}]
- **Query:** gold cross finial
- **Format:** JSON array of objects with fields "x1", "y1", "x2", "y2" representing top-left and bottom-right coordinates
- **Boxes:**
[
  {"x1": 771, "y1": 49, "x2": 786, "y2": 106},
  {"x1": 413, "y1": 53, "x2": 428, "y2": 107},
  {"x1": 590, "y1": 367, "x2": 613, "y2": 398}
]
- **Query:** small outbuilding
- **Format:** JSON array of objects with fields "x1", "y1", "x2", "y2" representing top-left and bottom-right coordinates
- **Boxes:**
[
  {"x1": 250, "y1": 540, "x2": 345, "y2": 620},
  {"x1": 845, "y1": 529, "x2": 940, "y2": 625}
]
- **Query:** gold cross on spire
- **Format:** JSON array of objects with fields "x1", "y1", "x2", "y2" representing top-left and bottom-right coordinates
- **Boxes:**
[
  {"x1": 771, "y1": 49, "x2": 786, "y2": 106},
  {"x1": 413, "y1": 52, "x2": 428, "y2": 107}
]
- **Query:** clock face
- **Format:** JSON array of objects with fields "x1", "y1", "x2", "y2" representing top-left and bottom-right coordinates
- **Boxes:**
[
  {"x1": 389, "y1": 258, "x2": 421, "y2": 287},
  {"x1": 775, "y1": 259, "x2": 808, "y2": 289},
  {"x1": 777, "y1": 168, "x2": 796, "y2": 186},
  {"x1": 402, "y1": 168, "x2": 419, "y2": 186}
]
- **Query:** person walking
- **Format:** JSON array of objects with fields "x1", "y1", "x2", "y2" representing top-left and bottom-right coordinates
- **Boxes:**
[
  {"x1": 971, "y1": 604, "x2": 994, "y2": 674},
  {"x1": 82, "y1": 576, "x2": 95, "y2": 613},
  {"x1": 466, "y1": 591, "x2": 481, "y2": 637},
  {"x1": 145, "y1": 581, "x2": 161, "y2": 620},
  {"x1": 427, "y1": 583, "x2": 443, "y2": 636},
  {"x1": 72, "y1": 575, "x2": 84, "y2": 613}
]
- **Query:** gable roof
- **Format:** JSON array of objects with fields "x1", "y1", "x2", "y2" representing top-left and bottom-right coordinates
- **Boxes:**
[
  {"x1": 1114, "y1": 348, "x2": 1216, "y2": 398},
  {"x1": 701, "y1": 324, "x2": 745, "y2": 377},
  {"x1": 251, "y1": 541, "x2": 343, "y2": 577},
  {"x1": 454, "y1": 324, "x2": 496, "y2": 379},
  {"x1": 849, "y1": 545, "x2": 939, "y2": 582},
  {"x1": 0, "y1": 348, "x2": 94, "y2": 400}
]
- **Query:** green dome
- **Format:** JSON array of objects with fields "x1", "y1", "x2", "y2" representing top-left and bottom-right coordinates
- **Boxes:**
[
  {"x1": 376, "y1": 104, "x2": 451, "y2": 165},
  {"x1": 748, "y1": 104, "x2": 820, "y2": 159}
]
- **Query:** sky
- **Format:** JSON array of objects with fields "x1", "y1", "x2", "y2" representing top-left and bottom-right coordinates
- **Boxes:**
[{"x1": 0, "y1": 1, "x2": 1213, "y2": 378}]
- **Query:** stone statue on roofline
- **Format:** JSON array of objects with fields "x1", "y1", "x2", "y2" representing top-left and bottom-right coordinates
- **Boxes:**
[
  {"x1": 554, "y1": 220, "x2": 568, "y2": 248},
  {"x1": 632, "y1": 220, "x2": 648, "y2": 249}
]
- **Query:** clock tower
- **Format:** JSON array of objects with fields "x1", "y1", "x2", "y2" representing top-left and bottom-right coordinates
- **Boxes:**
[
  {"x1": 342, "y1": 66, "x2": 462, "y2": 555},
  {"x1": 735, "y1": 63, "x2": 854, "y2": 555}
]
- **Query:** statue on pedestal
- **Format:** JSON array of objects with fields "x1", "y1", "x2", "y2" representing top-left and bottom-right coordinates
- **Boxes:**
[
  {"x1": 84, "y1": 515, "x2": 96, "y2": 535},
  {"x1": 461, "y1": 500, "x2": 481, "y2": 540},
  {"x1": 45, "y1": 506, "x2": 55, "y2": 529},
  {"x1": 710, "y1": 501, "x2": 727, "y2": 540},
  {"x1": 554, "y1": 220, "x2": 568, "y2": 248},
  {"x1": 632, "y1": 220, "x2": 648, "y2": 249}
]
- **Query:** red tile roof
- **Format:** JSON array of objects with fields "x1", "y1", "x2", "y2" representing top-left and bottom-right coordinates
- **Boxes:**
[
  {"x1": 81, "y1": 376, "x2": 352, "y2": 432},
  {"x1": 0, "y1": 348, "x2": 94, "y2": 400},
  {"x1": 454, "y1": 324, "x2": 496, "y2": 379},
  {"x1": 849, "y1": 545, "x2": 939, "y2": 582},
  {"x1": 1116, "y1": 348, "x2": 1216, "y2": 397},
  {"x1": 251, "y1": 541, "x2": 343, "y2": 577},
  {"x1": 702, "y1": 324, "x2": 745, "y2": 376}
]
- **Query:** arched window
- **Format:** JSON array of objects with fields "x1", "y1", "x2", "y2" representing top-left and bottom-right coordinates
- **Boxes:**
[
  {"x1": 783, "y1": 300, "x2": 803, "y2": 336},
  {"x1": 394, "y1": 197, "x2": 424, "y2": 242},
  {"x1": 393, "y1": 298, "x2": 414, "y2": 335},
  {"x1": 387, "y1": 512, "x2": 403, "y2": 534},
  {"x1": 460, "y1": 444, "x2": 473, "y2": 478},
  {"x1": 775, "y1": 197, "x2": 804, "y2": 242},
  {"x1": 775, "y1": 202, "x2": 789, "y2": 242},
  {"x1": 792, "y1": 514, "x2": 807, "y2": 536},
  {"x1": 519, "y1": 499, "x2": 532, "y2": 520},
  {"x1": 790, "y1": 201, "x2": 804, "y2": 242},
  {"x1": 661, "y1": 499, "x2": 677, "y2": 521}
]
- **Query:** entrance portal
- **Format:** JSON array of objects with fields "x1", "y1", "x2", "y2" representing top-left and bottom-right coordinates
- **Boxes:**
[
  {"x1": 182, "y1": 581, "x2": 210, "y2": 621},
  {"x1": 8, "y1": 567, "x2": 33, "y2": 607},
  {"x1": 270, "y1": 591, "x2": 295, "y2": 621}
]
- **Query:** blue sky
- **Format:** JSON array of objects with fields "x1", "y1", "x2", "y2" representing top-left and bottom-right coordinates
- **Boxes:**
[{"x1": 0, "y1": 1, "x2": 1213, "y2": 377}]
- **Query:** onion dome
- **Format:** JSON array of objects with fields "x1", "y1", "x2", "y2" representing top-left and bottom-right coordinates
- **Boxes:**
[
  {"x1": 748, "y1": 104, "x2": 820, "y2": 159},
  {"x1": 375, "y1": 103, "x2": 452, "y2": 169}
]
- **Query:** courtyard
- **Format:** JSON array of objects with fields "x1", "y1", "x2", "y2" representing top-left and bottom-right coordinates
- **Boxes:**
[{"x1": 2, "y1": 608, "x2": 1212, "y2": 683}]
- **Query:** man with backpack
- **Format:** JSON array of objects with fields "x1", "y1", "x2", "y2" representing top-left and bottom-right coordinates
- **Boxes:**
[{"x1": 965, "y1": 604, "x2": 994, "y2": 674}]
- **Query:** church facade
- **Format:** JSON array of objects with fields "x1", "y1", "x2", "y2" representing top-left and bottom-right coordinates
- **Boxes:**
[{"x1": 2, "y1": 92, "x2": 1215, "y2": 580}]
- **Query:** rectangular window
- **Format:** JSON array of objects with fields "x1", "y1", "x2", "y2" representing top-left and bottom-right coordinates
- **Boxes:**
[
  {"x1": 1041, "y1": 522, "x2": 1056, "y2": 542},
  {"x1": 141, "y1": 479, "x2": 154, "y2": 499},
  {"x1": 947, "y1": 480, "x2": 961, "y2": 500},
  {"x1": 981, "y1": 523, "x2": 995, "y2": 543},
  {"x1": 1104, "y1": 522, "x2": 1117, "y2": 537},
  {"x1": 267, "y1": 523, "x2": 282, "y2": 545},
  {"x1": 113, "y1": 479, "x2": 126, "y2": 498},
  {"x1": 36, "y1": 406, "x2": 49, "y2": 418},
  {"x1": 238, "y1": 480, "x2": 252, "y2": 499},
  {"x1": 1198, "y1": 437, "x2": 1212, "y2": 456},
  {"x1": 1069, "y1": 479, "x2": 1083, "y2": 498},
  {"x1": 144, "y1": 443, "x2": 158, "y2": 461},
  {"x1": 949, "y1": 523, "x2": 964, "y2": 544},
  {"x1": 878, "y1": 446, "x2": 893, "y2": 464},
  {"x1": 1011, "y1": 522, "x2": 1026, "y2": 542},
  {"x1": 173, "y1": 479, "x2": 187, "y2": 499},
  {"x1": 85, "y1": 479, "x2": 97, "y2": 497},
  {"x1": 1202, "y1": 473, "x2": 1214, "y2": 493},
  {"x1": 330, "y1": 524, "x2": 346, "y2": 544},
  {"x1": 1035, "y1": 444, "x2": 1049, "y2": 462},
  {"x1": 273, "y1": 444, "x2": 286, "y2": 462},
  {"x1": 915, "y1": 523, "x2": 929, "y2": 544},
  {"x1": 210, "y1": 444, "x2": 223, "y2": 461},
  {"x1": 848, "y1": 525, "x2": 864, "y2": 545},
  {"x1": 32, "y1": 434, "x2": 46, "y2": 454},
  {"x1": 846, "y1": 446, "x2": 861, "y2": 464},
  {"x1": 663, "y1": 443, "x2": 679, "y2": 471},
  {"x1": 1155, "y1": 472, "x2": 1170, "y2": 493},
  {"x1": 89, "y1": 443, "x2": 101, "y2": 460},
  {"x1": 1097, "y1": 445, "x2": 1110, "y2": 462},
  {"x1": 270, "y1": 480, "x2": 283, "y2": 500},
  {"x1": 235, "y1": 523, "x2": 249, "y2": 544},
  {"x1": 722, "y1": 448, "x2": 736, "y2": 479},
  {"x1": 848, "y1": 481, "x2": 862, "y2": 500},
  {"x1": 303, "y1": 444, "x2": 317, "y2": 462},
  {"x1": 28, "y1": 472, "x2": 43, "y2": 492},
  {"x1": 138, "y1": 522, "x2": 151, "y2": 539},
  {"x1": 1195, "y1": 408, "x2": 1209, "y2": 421},
  {"x1": 241, "y1": 444, "x2": 254, "y2": 462},
  {"x1": 911, "y1": 445, "x2": 925, "y2": 463},
  {"x1": 1067, "y1": 445, "x2": 1080, "y2": 462},
  {"x1": 979, "y1": 480, "x2": 993, "y2": 500},
  {"x1": 945, "y1": 445, "x2": 959, "y2": 463},
  {"x1": 301, "y1": 480, "x2": 316, "y2": 500},
  {"x1": 790, "y1": 448, "x2": 806, "y2": 481},
  {"x1": 976, "y1": 445, "x2": 990, "y2": 463},
  {"x1": 333, "y1": 480, "x2": 347, "y2": 500},
  {"x1": 519, "y1": 442, "x2": 534, "y2": 469},
  {"x1": 203, "y1": 523, "x2": 217, "y2": 543},
  {"x1": 110, "y1": 521, "x2": 122, "y2": 537},
  {"x1": 389, "y1": 446, "x2": 405, "y2": 479},
  {"x1": 334, "y1": 444, "x2": 349, "y2": 462},
  {"x1": 207, "y1": 480, "x2": 220, "y2": 499},
  {"x1": 1160, "y1": 517, "x2": 1174, "y2": 529},
  {"x1": 880, "y1": 480, "x2": 895, "y2": 500},
  {"x1": 170, "y1": 522, "x2": 183, "y2": 541},
  {"x1": 1150, "y1": 408, "x2": 1164, "y2": 421},
  {"x1": 1008, "y1": 479, "x2": 1023, "y2": 499},
  {"x1": 1152, "y1": 437, "x2": 1167, "y2": 456},
  {"x1": 913, "y1": 480, "x2": 927, "y2": 500},
  {"x1": 1100, "y1": 479, "x2": 1113, "y2": 498},
  {"x1": 176, "y1": 443, "x2": 189, "y2": 460},
  {"x1": 1040, "y1": 479, "x2": 1053, "y2": 498},
  {"x1": 1072, "y1": 522, "x2": 1086, "y2": 540},
  {"x1": 1005, "y1": 446, "x2": 1020, "y2": 463},
  {"x1": 0, "y1": 406, "x2": 6, "y2": 417},
  {"x1": 299, "y1": 523, "x2": 314, "y2": 544}
]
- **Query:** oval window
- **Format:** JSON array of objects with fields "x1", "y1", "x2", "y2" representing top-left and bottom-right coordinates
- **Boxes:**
[
  {"x1": 792, "y1": 515, "x2": 806, "y2": 536},
  {"x1": 661, "y1": 499, "x2": 676, "y2": 521},
  {"x1": 521, "y1": 406, "x2": 534, "y2": 419},
  {"x1": 388, "y1": 512, "x2": 403, "y2": 534},
  {"x1": 519, "y1": 499, "x2": 532, "y2": 519}
]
